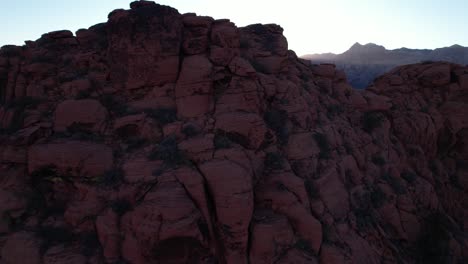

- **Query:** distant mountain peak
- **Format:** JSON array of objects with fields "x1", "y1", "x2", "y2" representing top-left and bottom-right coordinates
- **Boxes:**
[
  {"x1": 350, "y1": 42, "x2": 363, "y2": 48},
  {"x1": 346, "y1": 42, "x2": 385, "y2": 53}
]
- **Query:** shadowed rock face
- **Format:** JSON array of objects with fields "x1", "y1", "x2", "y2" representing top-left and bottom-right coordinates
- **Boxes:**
[{"x1": 0, "y1": 1, "x2": 467, "y2": 263}]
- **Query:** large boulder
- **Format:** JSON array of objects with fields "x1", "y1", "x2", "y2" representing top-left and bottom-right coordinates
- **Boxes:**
[{"x1": 54, "y1": 99, "x2": 108, "y2": 132}]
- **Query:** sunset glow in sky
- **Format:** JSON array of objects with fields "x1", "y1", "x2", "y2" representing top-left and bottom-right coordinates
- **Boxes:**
[{"x1": 1, "y1": 0, "x2": 467, "y2": 56}]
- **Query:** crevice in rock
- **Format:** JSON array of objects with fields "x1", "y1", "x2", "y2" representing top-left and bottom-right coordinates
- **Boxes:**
[{"x1": 190, "y1": 161, "x2": 225, "y2": 262}]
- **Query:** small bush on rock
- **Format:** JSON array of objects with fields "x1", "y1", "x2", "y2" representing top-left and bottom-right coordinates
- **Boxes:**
[
  {"x1": 264, "y1": 108, "x2": 289, "y2": 144},
  {"x1": 149, "y1": 136, "x2": 188, "y2": 167},
  {"x1": 146, "y1": 108, "x2": 177, "y2": 125},
  {"x1": 414, "y1": 212, "x2": 454, "y2": 264},
  {"x1": 382, "y1": 172, "x2": 406, "y2": 195},
  {"x1": 214, "y1": 132, "x2": 231, "y2": 149},
  {"x1": 294, "y1": 238, "x2": 314, "y2": 254},
  {"x1": 79, "y1": 232, "x2": 101, "y2": 257},
  {"x1": 313, "y1": 132, "x2": 331, "y2": 159},
  {"x1": 264, "y1": 152, "x2": 284, "y2": 170},
  {"x1": 370, "y1": 186, "x2": 387, "y2": 208},
  {"x1": 125, "y1": 136, "x2": 148, "y2": 151},
  {"x1": 304, "y1": 179, "x2": 320, "y2": 199},
  {"x1": 99, "y1": 94, "x2": 129, "y2": 116},
  {"x1": 110, "y1": 199, "x2": 133, "y2": 216},
  {"x1": 36, "y1": 225, "x2": 75, "y2": 253},
  {"x1": 181, "y1": 123, "x2": 200, "y2": 137},
  {"x1": 401, "y1": 170, "x2": 417, "y2": 184},
  {"x1": 371, "y1": 155, "x2": 386, "y2": 166},
  {"x1": 361, "y1": 111, "x2": 384, "y2": 133},
  {"x1": 326, "y1": 104, "x2": 344, "y2": 119},
  {"x1": 99, "y1": 168, "x2": 124, "y2": 186}
]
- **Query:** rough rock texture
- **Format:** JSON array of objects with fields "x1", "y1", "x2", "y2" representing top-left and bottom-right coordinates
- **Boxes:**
[{"x1": 0, "y1": 1, "x2": 467, "y2": 264}]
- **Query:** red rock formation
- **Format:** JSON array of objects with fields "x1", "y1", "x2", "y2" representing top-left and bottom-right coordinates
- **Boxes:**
[{"x1": 0, "y1": 1, "x2": 467, "y2": 263}]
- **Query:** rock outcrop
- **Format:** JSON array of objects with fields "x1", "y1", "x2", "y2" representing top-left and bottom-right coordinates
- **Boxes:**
[{"x1": 0, "y1": 1, "x2": 467, "y2": 263}]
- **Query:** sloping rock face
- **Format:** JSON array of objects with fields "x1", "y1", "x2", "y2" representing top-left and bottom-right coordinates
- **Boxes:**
[{"x1": 0, "y1": 1, "x2": 467, "y2": 263}]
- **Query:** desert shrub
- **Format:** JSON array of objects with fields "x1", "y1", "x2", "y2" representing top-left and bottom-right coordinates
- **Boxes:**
[
  {"x1": 240, "y1": 38, "x2": 250, "y2": 49},
  {"x1": 304, "y1": 179, "x2": 320, "y2": 199},
  {"x1": 300, "y1": 73, "x2": 311, "y2": 82},
  {"x1": 214, "y1": 132, "x2": 231, "y2": 149},
  {"x1": 407, "y1": 146, "x2": 420, "y2": 157},
  {"x1": 361, "y1": 111, "x2": 384, "y2": 133},
  {"x1": 382, "y1": 172, "x2": 406, "y2": 195},
  {"x1": 6, "y1": 96, "x2": 42, "y2": 109},
  {"x1": 28, "y1": 166, "x2": 74, "y2": 218},
  {"x1": 401, "y1": 170, "x2": 417, "y2": 184},
  {"x1": 371, "y1": 155, "x2": 386, "y2": 166},
  {"x1": 30, "y1": 54, "x2": 55, "y2": 64},
  {"x1": 343, "y1": 142, "x2": 353, "y2": 154},
  {"x1": 421, "y1": 60, "x2": 435, "y2": 64},
  {"x1": 1, "y1": 97, "x2": 44, "y2": 134},
  {"x1": 351, "y1": 189, "x2": 383, "y2": 232},
  {"x1": 294, "y1": 238, "x2": 314, "y2": 254},
  {"x1": 110, "y1": 199, "x2": 132, "y2": 216},
  {"x1": 27, "y1": 166, "x2": 59, "y2": 216},
  {"x1": 223, "y1": 132, "x2": 250, "y2": 148},
  {"x1": 313, "y1": 132, "x2": 331, "y2": 159},
  {"x1": 79, "y1": 232, "x2": 101, "y2": 256},
  {"x1": 370, "y1": 186, "x2": 387, "y2": 208},
  {"x1": 197, "y1": 219, "x2": 210, "y2": 240},
  {"x1": 99, "y1": 94, "x2": 128, "y2": 116},
  {"x1": 251, "y1": 60, "x2": 268, "y2": 74},
  {"x1": 124, "y1": 136, "x2": 148, "y2": 151},
  {"x1": 181, "y1": 123, "x2": 199, "y2": 137},
  {"x1": 449, "y1": 174, "x2": 463, "y2": 190},
  {"x1": 354, "y1": 208, "x2": 377, "y2": 231},
  {"x1": 66, "y1": 123, "x2": 104, "y2": 141},
  {"x1": 429, "y1": 161, "x2": 440, "y2": 176},
  {"x1": 213, "y1": 74, "x2": 231, "y2": 102},
  {"x1": 326, "y1": 104, "x2": 344, "y2": 119},
  {"x1": 264, "y1": 108, "x2": 289, "y2": 144},
  {"x1": 145, "y1": 108, "x2": 177, "y2": 125},
  {"x1": 152, "y1": 168, "x2": 165, "y2": 177},
  {"x1": 278, "y1": 98, "x2": 289, "y2": 105},
  {"x1": 456, "y1": 159, "x2": 468, "y2": 170},
  {"x1": 264, "y1": 152, "x2": 284, "y2": 170},
  {"x1": 30, "y1": 165, "x2": 60, "y2": 182},
  {"x1": 148, "y1": 136, "x2": 187, "y2": 167},
  {"x1": 75, "y1": 89, "x2": 92, "y2": 99},
  {"x1": 99, "y1": 168, "x2": 124, "y2": 186},
  {"x1": 36, "y1": 226, "x2": 75, "y2": 253},
  {"x1": 414, "y1": 213, "x2": 453, "y2": 263}
]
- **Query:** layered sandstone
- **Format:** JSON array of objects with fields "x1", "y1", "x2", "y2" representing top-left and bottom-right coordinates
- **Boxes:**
[{"x1": 0, "y1": 1, "x2": 467, "y2": 263}]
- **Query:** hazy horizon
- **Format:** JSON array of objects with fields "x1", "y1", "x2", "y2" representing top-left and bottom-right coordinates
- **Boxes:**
[
  {"x1": 304, "y1": 42, "x2": 467, "y2": 56},
  {"x1": 1, "y1": 0, "x2": 467, "y2": 56}
]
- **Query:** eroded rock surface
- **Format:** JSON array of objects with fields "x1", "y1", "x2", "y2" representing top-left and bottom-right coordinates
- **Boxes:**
[{"x1": 0, "y1": 1, "x2": 467, "y2": 263}]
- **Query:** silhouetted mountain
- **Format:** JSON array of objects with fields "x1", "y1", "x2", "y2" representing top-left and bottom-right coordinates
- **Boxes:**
[{"x1": 302, "y1": 43, "x2": 468, "y2": 88}]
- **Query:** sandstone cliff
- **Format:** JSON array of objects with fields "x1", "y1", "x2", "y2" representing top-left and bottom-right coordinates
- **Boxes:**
[{"x1": 0, "y1": 1, "x2": 467, "y2": 263}]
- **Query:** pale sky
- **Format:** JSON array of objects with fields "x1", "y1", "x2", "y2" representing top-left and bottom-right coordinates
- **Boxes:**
[{"x1": 1, "y1": 0, "x2": 467, "y2": 56}]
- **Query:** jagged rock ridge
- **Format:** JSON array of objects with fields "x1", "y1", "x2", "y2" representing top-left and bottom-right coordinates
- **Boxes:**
[
  {"x1": 302, "y1": 42, "x2": 468, "y2": 88},
  {"x1": 0, "y1": 1, "x2": 467, "y2": 263}
]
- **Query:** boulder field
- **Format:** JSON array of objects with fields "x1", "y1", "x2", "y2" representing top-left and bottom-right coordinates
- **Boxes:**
[{"x1": 0, "y1": 1, "x2": 467, "y2": 263}]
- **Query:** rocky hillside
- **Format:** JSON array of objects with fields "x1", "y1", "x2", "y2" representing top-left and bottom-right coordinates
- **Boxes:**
[
  {"x1": 303, "y1": 43, "x2": 468, "y2": 88},
  {"x1": 0, "y1": 1, "x2": 467, "y2": 263}
]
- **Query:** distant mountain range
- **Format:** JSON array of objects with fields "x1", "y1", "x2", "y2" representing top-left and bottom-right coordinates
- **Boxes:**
[{"x1": 302, "y1": 43, "x2": 468, "y2": 88}]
